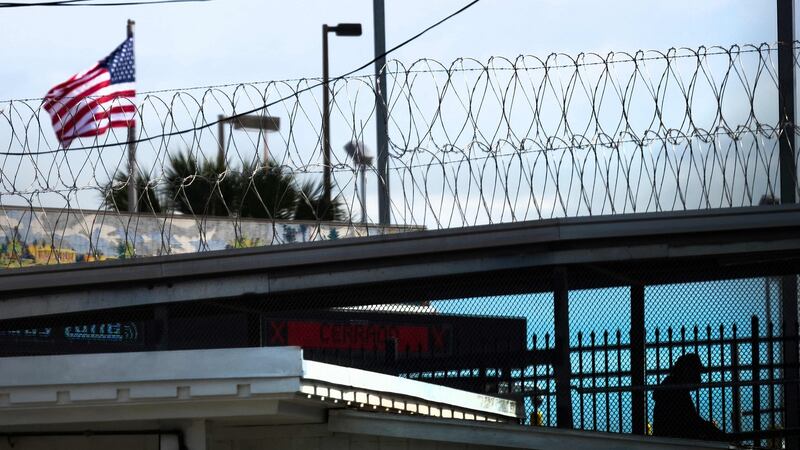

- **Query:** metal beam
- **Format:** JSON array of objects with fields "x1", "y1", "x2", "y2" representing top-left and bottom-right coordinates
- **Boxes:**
[
  {"x1": 553, "y1": 267, "x2": 573, "y2": 429},
  {"x1": 630, "y1": 284, "x2": 646, "y2": 435},
  {"x1": 782, "y1": 279, "x2": 800, "y2": 450}
]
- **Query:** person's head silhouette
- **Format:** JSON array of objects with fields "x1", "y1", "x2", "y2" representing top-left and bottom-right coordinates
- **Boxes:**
[
  {"x1": 653, "y1": 352, "x2": 726, "y2": 441},
  {"x1": 670, "y1": 353, "x2": 703, "y2": 386}
]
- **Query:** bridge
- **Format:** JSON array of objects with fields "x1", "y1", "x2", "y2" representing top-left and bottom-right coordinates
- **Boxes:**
[{"x1": 1, "y1": 204, "x2": 799, "y2": 446}]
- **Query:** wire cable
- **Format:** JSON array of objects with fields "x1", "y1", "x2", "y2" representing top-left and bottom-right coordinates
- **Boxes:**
[
  {"x1": 0, "y1": 0, "x2": 207, "y2": 7},
  {"x1": 0, "y1": 0, "x2": 90, "y2": 6}
]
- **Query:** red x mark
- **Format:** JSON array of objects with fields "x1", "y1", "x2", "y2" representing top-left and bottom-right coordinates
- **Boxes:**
[{"x1": 269, "y1": 321, "x2": 286, "y2": 345}]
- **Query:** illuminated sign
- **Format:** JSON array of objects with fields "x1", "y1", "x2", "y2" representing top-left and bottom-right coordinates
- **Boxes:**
[
  {"x1": 64, "y1": 322, "x2": 139, "y2": 342},
  {"x1": 0, "y1": 321, "x2": 143, "y2": 351},
  {"x1": 0, "y1": 328, "x2": 53, "y2": 340},
  {"x1": 267, "y1": 320, "x2": 451, "y2": 353}
]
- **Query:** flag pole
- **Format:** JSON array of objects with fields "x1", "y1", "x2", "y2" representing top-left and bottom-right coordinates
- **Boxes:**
[{"x1": 126, "y1": 19, "x2": 138, "y2": 214}]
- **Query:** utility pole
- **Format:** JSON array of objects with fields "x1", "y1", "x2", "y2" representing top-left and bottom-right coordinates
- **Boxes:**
[
  {"x1": 374, "y1": 0, "x2": 390, "y2": 226},
  {"x1": 126, "y1": 19, "x2": 138, "y2": 214},
  {"x1": 322, "y1": 24, "x2": 332, "y2": 210},
  {"x1": 779, "y1": 1, "x2": 797, "y2": 205}
]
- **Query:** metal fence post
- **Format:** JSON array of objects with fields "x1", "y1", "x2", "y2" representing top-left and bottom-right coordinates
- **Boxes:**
[
  {"x1": 777, "y1": 1, "x2": 799, "y2": 445},
  {"x1": 752, "y1": 315, "x2": 762, "y2": 448},
  {"x1": 630, "y1": 284, "x2": 646, "y2": 435},
  {"x1": 782, "y1": 277, "x2": 800, "y2": 450},
  {"x1": 731, "y1": 323, "x2": 742, "y2": 434},
  {"x1": 553, "y1": 267, "x2": 574, "y2": 428}
]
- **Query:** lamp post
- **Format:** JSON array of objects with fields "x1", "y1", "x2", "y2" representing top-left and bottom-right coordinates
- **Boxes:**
[
  {"x1": 344, "y1": 141, "x2": 373, "y2": 224},
  {"x1": 322, "y1": 23, "x2": 362, "y2": 214},
  {"x1": 216, "y1": 114, "x2": 280, "y2": 167}
]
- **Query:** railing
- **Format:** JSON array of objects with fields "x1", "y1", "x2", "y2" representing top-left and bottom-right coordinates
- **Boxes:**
[
  {"x1": 302, "y1": 315, "x2": 796, "y2": 447},
  {"x1": 2, "y1": 43, "x2": 799, "y2": 267}
]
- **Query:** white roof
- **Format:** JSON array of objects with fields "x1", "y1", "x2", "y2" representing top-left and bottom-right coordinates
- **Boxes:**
[
  {"x1": 0, "y1": 346, "x2": 516, "y2": 428},
  {"x1": 0, "y1": 347, "x2": 731, "y2": 450}
]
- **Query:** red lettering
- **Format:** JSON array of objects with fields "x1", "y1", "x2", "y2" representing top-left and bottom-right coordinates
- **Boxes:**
[
  {"x1": 396, "y1": 326, "x2": 429, "y2": 353},
  {"x1": 282, "y1": 321, "x2": 441, "y2": 353}
]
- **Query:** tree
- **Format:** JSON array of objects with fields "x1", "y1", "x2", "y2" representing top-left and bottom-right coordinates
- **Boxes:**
[
  {"x1": 235, "y1": 160, "x2": 299, "y2": 220},
  {"x1": 102, "y1": 169, "x2": 162, "y2": 214},
  {"x1": 293, "y1": 180, "x2": 347, "y2": 222},
  {"x1": 110, "y1": 150, "x2": 349, "y2": 223},
  {"x1": 164, "y1": 150, "x2": 237, "y2": 217}
]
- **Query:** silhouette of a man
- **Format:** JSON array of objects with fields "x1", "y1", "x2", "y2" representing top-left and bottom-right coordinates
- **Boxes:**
[{"x1": 652, "y1": 353, "x2": 726, "y2": 441}]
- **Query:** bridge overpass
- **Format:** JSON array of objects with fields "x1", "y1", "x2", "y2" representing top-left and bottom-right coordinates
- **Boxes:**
[
  {"x1": 1, "y1": 205, "x2": 799, "y2": 319},
  {"x1": 1, "y1": 205, "x2": 799, "y2": 442}
]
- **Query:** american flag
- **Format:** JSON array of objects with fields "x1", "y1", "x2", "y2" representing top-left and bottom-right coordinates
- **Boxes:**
[{"x1": 44, "y1": 37, "x2": 136, "y2": 148}]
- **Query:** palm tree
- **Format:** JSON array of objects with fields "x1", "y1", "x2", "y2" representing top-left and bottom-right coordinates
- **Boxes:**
[
  {"x1": 102, "y1": 169, "x2": 162, "y2": 214},
  {"x1": 164, "y1": 150, "x2": 237, "y2": 217},
  {"x1": 236, "y1": 160, "x2": 299, "y2": 220},
  {"x1": 130, "y1": 149, "x2": 349, "y2": 223},
  {"x1": 293, "y1": 179, "x2": 347, "y2": 222}
]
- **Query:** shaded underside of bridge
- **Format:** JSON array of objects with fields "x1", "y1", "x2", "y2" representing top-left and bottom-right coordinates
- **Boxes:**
[{"x1": 1, "y1": 204, "x2": 800, "y2": 319}]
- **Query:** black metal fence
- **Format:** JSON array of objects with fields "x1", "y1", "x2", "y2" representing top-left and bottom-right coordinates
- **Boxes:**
[
  {"x1": 296, "y1": 314, "x2": 796, "y2": 448},
  {"x1": 567, "y1": 316, "x2": 796, "y2": 447}
]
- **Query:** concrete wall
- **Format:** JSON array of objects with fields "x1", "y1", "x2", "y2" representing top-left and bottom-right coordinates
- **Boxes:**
[{"x1": 0, "y1": 205, "x2": 418, "y2": 269}]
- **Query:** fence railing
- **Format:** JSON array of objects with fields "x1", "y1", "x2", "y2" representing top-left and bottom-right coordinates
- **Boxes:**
[
  {"x1": 299, "y1": 315, "x2": 797, "y2": 448},
  {"x1": 2, "y1": 43, "x2": 800, "y2": 267}
]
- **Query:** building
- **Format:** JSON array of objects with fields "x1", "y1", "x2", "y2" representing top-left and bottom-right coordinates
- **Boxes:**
[{"x1": 0, "y1": 346, "x2": 725, "y2": 450}]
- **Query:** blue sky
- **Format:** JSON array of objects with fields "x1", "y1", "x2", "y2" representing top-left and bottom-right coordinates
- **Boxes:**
[{"x1": 0, "y1": 0, "x2": 783, "y2": 101}]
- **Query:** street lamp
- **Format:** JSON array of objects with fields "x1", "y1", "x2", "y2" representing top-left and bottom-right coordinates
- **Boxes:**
[
  {"x1": 322, "y1": 22, "x2": 362, "y2": 213},
  {"x1": 344, "y1": 140, "x2": 373, "y2": 224},
  {"x1": 216, "y1": 114, "x2": 280, "y2": 167}
]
